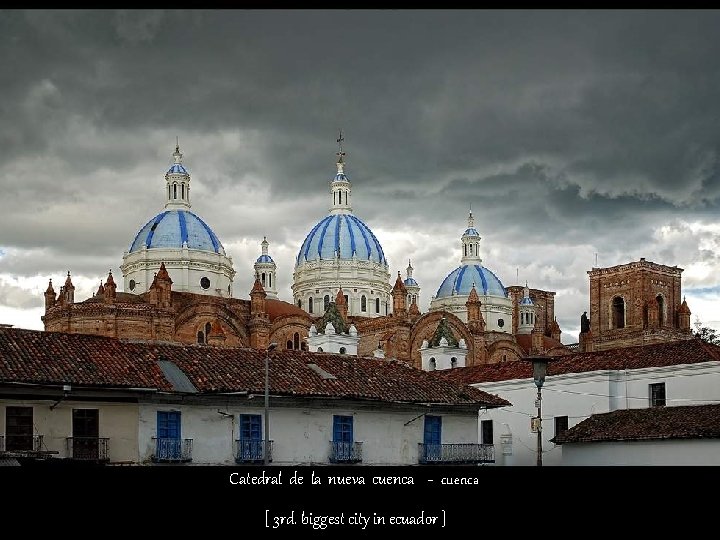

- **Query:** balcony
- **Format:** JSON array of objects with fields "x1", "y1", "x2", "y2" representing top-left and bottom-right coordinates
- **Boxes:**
[
  {"x1": 0, "y1": 434, "x2": 46, "y2": 456},
  {"x1": 66, "y1": 437, "x2": 109, "y2": 462},
  {"x1": 418, "y1": 443, "x2": 495, "y2": 465},
  {"x1": 151, "y1": 438, "x2": 193, "y2": 463},
  {"x1": 329, "y1": 441, "x2": 363, "y2": 464},
  {"x1": 235, "y1": 440, "x2": 273, "y2": 464}
]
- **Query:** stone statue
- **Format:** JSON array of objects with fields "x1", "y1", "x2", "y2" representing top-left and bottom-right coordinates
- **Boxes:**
[{"x1": 581, "y1": 311, "x2": 590, "y2": 333}]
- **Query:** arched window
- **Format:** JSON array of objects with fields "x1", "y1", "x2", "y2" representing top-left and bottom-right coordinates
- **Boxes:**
[
  {"x1": 173, "y1": 183, "x2": 177, "y2": 199},
  {"x1": 361, "y1": 295, "x2": 367, "y2": 312},
  {"x1": 205, "y1": 322, "x2": 212, "y2": 341},
  {"x1": 339, "y1": 347, "x2": 346, "y2": 355},
  {"x1": 261, "y1": 272, "x2": 266, "y2": 286},
  {"x1": 197, "y1": 331, "x2": 204, "y2": 344},
  {"x1": 469, "y1": 244, "x2": 473, "y2": 255},
  {"x1": 181, "y1": 184, "x2": 185, "y2": 199},
  {"x1": 297, "y1": 299, "x2": 302, "y2": 309},
  {"x1": 464, "y1": 245, "x2": 467, "y2": 256},
  {"x1": 317, "y1": 347, "x2": 323, "y2": 352},
  {"x1": 451, "y1": 357, "x2": 457, "y2": 368},
  {"x1": 294, "y1": 333, "x2": 300, "y2": 350},
  {"x1": 612, "y1": 296, "x2": 625, "y2": 329},
  {"x1": 324, "y1": 295, "x2": 330, "y2": 311},
  {"x1": 376, "y1": 298, "x2": 380, "y2": 313},
  {"x1": 657, "y1": 294, "x2": 664, "y2": 326},
  {"x1": 309, "y1": 297, "x2": 314, "y2": 314},
  {"x1": 286, "y1": 340, "x2": 293, "y2": 350},
  {"x1": 168, "y1": 185, "x2": 171, "y2": 200},
  {"x1": 268, "y1": 274, "x2": 272, "y2": 288},
  {"x1": 344, "y1": 295, "x2": 348, "y2": 305},
  {"x1": 429, "y1": 358, "x2": 436, "y2": 371}
]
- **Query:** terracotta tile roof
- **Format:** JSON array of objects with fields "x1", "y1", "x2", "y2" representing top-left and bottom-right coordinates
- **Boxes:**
[
  {"x1": 265, "y1": 299, "x2": 311, "y2": 321},
  {"x1": 436, "y1": 338, "x2": 720, "y2": 385},
  {"x1": 552, "y1": 404, "x2": 720, "y2": 444},
  {"x1": 0, "y1": 327, "x2": 508, "y2": 408}
]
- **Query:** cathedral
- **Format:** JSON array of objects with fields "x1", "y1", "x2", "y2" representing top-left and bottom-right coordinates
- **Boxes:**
[{"x1": 40, "y1": 138, "x2": 693, "y2": 368}]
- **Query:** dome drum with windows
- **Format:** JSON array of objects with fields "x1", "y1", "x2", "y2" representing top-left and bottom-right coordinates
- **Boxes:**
[{"x1": 120, "y1": 144, "x2": 235, "y2": 297}]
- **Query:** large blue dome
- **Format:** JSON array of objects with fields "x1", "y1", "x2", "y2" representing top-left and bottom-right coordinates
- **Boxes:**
[
  {"x1": 129, "y1": 210, "x2": 224, "y2": 253},
  {"x1": 297, "y1": 214, "x2": 387, "y2": 265},
  {"x1": 436, "y1": 264, "x2": 507, "y2": 298}
]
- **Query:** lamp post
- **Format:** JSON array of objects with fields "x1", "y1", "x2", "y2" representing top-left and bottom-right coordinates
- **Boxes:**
[
  {"x1": 527, "y1": 355, "x2": 550, "y2": 467},
  {"x1": 264, "y1": 342, "x2": 278, "y2": 466}
]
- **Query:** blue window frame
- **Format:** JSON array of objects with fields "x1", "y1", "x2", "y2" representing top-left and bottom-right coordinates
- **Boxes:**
[
  {"x1": 239, "y1": 414, "x2": 262, "y2": 461},
  {"x1": 423, "y1": 415, "x2": 442, "y2": 461},
  {"x1": 333, "y1": 415, "x2": 353, "y2": 443},
  {"x1": 156, "y1": 411, "x2": 181, "y2": 460}
]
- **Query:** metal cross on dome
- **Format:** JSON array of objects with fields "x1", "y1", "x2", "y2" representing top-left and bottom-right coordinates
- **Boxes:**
[{"x1": 336, "y1": 129, "x2": 345, "y2": 162}]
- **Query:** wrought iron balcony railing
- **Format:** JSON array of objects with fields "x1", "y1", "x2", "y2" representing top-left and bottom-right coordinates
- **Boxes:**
[
  {"x1": 418, "y1": 443, "x2": 495, "y2": 464},
  {"x1": 235, "y1": 439, "x2": 273, "y2": 464},
  {"x1": 329, "y1": 441, "x2": 363, "y2": 464},
  {"x1": 0, "y1": 434, "x2": 44, "y2": 454},
  {"x1": 151, "y1": 438, "x2": 193, "y2": 463},
  {"x1": 66, "y1": 437, "x2": 109, "y2": 462}
]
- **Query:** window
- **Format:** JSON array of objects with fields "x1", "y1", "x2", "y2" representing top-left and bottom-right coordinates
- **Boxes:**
[
  {"x1": 481, "y1": 419, "x2": 493, "y2": 445},
  {"x1": 375, "y1": 298, "x2": 380, "y2": 313},
  {"x1": 129, "y1": 279, "x2": 136, "y2": 291},
  {"x1": 293, "y1": 332, "x2": 300, "y2": 350},
  {"x1": 200, "y1": 276, "x2": 210, "y2": 289},
  {"x1": 72, "y1": 408, "x2": 99, "y2": 460},
  {"x1": 339, "y1": 347, "x2": 346, "y2": 355},
  {"x1": 324, "y1": 295, "x2": 330, "y2": 311},
  {"x1": 173, "y1": 183, "x2": 177, "y2": 199},
  {"x1": 451, "y1": 357, "x2": 457, "y2": 368},
  {"x1": 464, "y1": 245, "x2": 467, "y2": 256},
  {"x1": 423, "y1": 415, "x2": 442, "y2": 460},
  {"x1": 181, "y1": 184, "x2": 185, "y2": 199},
  {"x1": 650, "y1": 383, "x2": 666, "y2": 407},
  {"x1": 261, "y1": 272, "x2": 266, "y2": 286},
  {"x1": 317, "y1": 347, "x2": 323, "y2": 352},
  {"x1": 286, "y1": 340, "x2": 293, "y2": 350},
  {"x1": 656, "y1": 294, "x2": 664, "y2": 326},
  {"x1": 612, "y1": 296, "x2": 625, "y2": 329},
  {"x1": 554, "y1": 416, "x2": 569, "y2": 439},
  {"x1": 5, "y1": 406, "x2": 33, "y2": 451},
  {"x1": 268, "y1": 274, "x2": 272, "y2": 288},
  {"x1": 361, "y1": 295, "x2": 367, "y2": 312},
  {"x1": 205, "y1": 322, "x2": 211, "y2": 340},
  {"x1": 429, "y1": 357, "x2": 436, "y2": 371},
  {"x1": 498, "y1": 318, "x2": 504, "y2": 328},
  {"x1": 344, "y1": 294, "x2": 348, "y2": 305},
  {"x1": 239, "y1": 414, "x2": 262, "y2": 461},
  {"x1": 297, "y1": 299, "x2": 302, "y2": 309},
  {"x1": 197, "y1": 331, "x2": 205, "y2": 344},
  {"x1": 333, "y1": 415, "x2": 353, "y2": 443},
  {"x1": 309, "y1": 297, "x2": 314, "y2": 314}
]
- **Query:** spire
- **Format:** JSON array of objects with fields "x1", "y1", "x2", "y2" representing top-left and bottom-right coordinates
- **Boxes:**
[
  {"x1": 261, "y1": 236, "x2": 269, "y2": 256},
  {"x1": 173, "y1": 138, "x2": 182, "y2": 163},
  {"x1": 468, "y1": 206, "x2": 474, "y2": 230},
  {"x1": 406, "y1": 259, "x2": 414, "y2": 278},
  {"x1": 45, "y1": 279, "x2": 55, "y2": 295},
  {"x1": 336, "y1": 128, "x2": 345, "y2": 168},
  {"x1": 156, "y1": 262, "x2": 172, "y2": 283}
]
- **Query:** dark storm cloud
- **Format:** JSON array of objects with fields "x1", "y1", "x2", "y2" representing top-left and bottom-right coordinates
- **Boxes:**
[{"x1": 1, "y1": 9, "x2": 719, "y2": 336}]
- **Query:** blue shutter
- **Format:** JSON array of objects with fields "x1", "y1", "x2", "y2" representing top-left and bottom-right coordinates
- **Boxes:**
[
  {"x1": 240, "y1": 414, "x2": 262, "y2": 441},
  {"x1": 157, "y1": 411, "x2": 181, "y2": 440},
  {"x1": 424, "y1": 415, "x2": 441, "y2": 445},
  {"x1": 333, "y1": 415, "x2": 353, "y2": 443}
]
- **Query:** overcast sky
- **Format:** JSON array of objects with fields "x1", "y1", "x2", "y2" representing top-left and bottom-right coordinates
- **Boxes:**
[{"x1": 1, "y1": 9, "x2": 719, "y2": 342}]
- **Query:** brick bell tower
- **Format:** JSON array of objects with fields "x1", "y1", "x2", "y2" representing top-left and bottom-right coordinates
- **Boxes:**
[{"x1": 584, "y1": 258, "x2": 692, "y2": 352}]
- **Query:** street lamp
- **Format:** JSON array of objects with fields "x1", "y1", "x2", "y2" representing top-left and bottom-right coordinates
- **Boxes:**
[
  {"x1": 264, "y1": 342, "x2": 278, "y2": 466},
  {"x1": 526, "y1": 355, "x2": 551, "y2": 467}
]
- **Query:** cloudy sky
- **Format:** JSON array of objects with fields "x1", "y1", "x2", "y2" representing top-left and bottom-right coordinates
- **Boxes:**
[{"x1": 1, "y1": 9, "x2": 719, "y2": 342}]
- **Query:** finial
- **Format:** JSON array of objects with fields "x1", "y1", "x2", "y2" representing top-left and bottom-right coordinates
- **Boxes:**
[
  {"x1": 175, "y1": 136, "x2": 179, "y2": 153},
  {"x1": 67, "y1": 271, "x2": 70, "y2": 277},
  {"x1": 336, "y1": 129, "x2": 346, "y2": 167}
]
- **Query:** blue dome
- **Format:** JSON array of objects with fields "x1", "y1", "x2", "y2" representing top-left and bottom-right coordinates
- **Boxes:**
[
  {"x1": 436, "y1": 264, "x2": 506, "y2": 298},
  {"x1": 167, "y1": 164, "x2": 188, "y2": 174},
  {"x1": 256, "y1": 254, "x2": 274, "y2": 263},
  {"x1": 129, "y1": 210, "x2": 223, "y2": 253},
  {"x1": 463, "y1": 228, "x2": 480, "y2": 236},
  {"x1": 297, "y1": 214, "x2": 387, "y2": 265},
  {"x1": 520, "y1": 296, "x2": 534, "y2": 305},
  {"x1": 404, "y1": 277, "x2": 419, "y2": 287}
]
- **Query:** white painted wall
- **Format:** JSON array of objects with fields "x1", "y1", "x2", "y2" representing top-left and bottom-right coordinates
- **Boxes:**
[
  {"x1": 474, "y1": 361, "x2": 720, "y2": 466},
  {"x1": 138, "y1": 403, "x2": 480, "y2": 465},
  {"x1": 562, "y1": 440, "x2": 720, "y2": 466}
]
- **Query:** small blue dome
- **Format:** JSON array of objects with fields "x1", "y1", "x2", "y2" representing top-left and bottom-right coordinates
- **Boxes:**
[
  {"x1": 167, "y1": 164, "x2": 188, "y2": 174},
  {"x1": 129, "y1": 210, "x2": 223, "y2": 253},
  {"x1": 256, "y1": 254, "x2": 274, "y2": 263},
  {"x1": 334, "y1": 172, "x2": 349, "y2": 182},
  {"x1": 297, "y1": 214, "x2": 386, "y2": 265},
  {"x1": 463, "y1": 228, "x2": 480, "y2": 236},
  {"x1": 436, "y1": 264, "x2": 506, "y2": 298},
  {"x1": 404, "y1": 277, "x2": 419, "y2": 287},
  {"x1": 520, "y1": 295, "x2": 534, "y2": 305}
]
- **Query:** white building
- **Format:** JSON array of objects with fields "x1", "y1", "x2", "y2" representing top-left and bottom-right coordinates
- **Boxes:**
[
  {"x1": 554, "y1": 404, "x2": 720, "y2": 466},
  {"x1": 437, "y1": 339, "x2": 720, "y2": 466},
  {"x1": 0, "y1": 327, "x2": 508, "y2": 466},
  {"x1": 120, "y1": 143, "x2": 236, "y2": 297}
]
